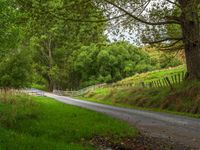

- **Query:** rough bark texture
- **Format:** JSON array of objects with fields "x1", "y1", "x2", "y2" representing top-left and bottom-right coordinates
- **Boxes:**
[
  {"x1": 47, "y1": 77, "x2": 54, "y2": 92},
  {"x1": 179, "y1": 0, "x2": 200, "y2": 79},
  {"x1": 47, "y1": 39, "x2": 55, "y2": 92}
]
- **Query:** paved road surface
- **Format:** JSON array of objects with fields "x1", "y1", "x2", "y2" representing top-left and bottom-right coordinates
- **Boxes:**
[{"x1": 32, "y1": 90, "x2": 200, "y2": 149}]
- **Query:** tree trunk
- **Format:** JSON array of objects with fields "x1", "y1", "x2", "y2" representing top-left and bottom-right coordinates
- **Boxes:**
[
  {"x1": 47, "y1": 76, "x2": 54, "y2": 92},
  {"x1": 45, "y1": 38, "x2": 55, "y2": 92},
  {"x1": 179, "y1": 0, "x2": 200, "y2": 79}
]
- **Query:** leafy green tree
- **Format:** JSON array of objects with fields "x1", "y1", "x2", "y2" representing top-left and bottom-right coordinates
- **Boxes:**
[
  {"x1": 15, "y1": 0, "x2": 106, "y2": 91},
  {"x1": 0, "y1": 50, "x2": 32, "y2": 89},
  {"x1": 68, "y1": 42, "x2": 156, "y2": 88},
  {"x1": 95, "y1": 0, "x2": 200, "y2": 80},
  {"x1": 0, "y1": 0, "x2": 21, "y2": 56},
  {"x1": 159, "y1": 53, "x2": 182, "y2": 68},
  {"x1": 0, "y1": 0, "x2": 32, "y2": 89}
]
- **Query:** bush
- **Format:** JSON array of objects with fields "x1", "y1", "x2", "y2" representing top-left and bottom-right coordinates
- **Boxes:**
[
  {"x1": 0, "y1": 50, "x2": 32, "y2": 89},
  {"x1": 68, "y1": 42, "x2": 156, "y2": 88},
  {"x1": 160, "y1": 54, "x2": 182, "y2": 68},
  {"x1": 0, "y1": 91, "x2": 39, "y2": 128}
]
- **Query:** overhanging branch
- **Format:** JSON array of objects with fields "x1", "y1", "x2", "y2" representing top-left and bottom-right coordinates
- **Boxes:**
[
  {"x1": 54, "y1": 13, "x2": 127, "y2": 23},
  {"x1": 160, "y1": 45, "x2": 184, "y2": 51},
  {"x1": 104, "y1": 0, "x2": 181, "y2": 25},
  {"x1": 144, "y1": 37, "x2": 183, "y2": 44},
  {"x1": 137, "y1": 0, "x2": 151, "y2": 17},
  {"x1": 159, "y1": 39, "x2": 182, "y2": 49},
  {"x1": 166, "y1": 0, "x2": 180, "y2": 8}
]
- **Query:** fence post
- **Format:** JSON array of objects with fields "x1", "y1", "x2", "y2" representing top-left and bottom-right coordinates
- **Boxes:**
[
  {"x1": 174, "y1": 74, "x2": 178, "y2": 84},
  {"x1": 178, "y1": 73, "x2": 181, "y2": 83},
  {"x1": 165, "y1": 77, "x2": 173, "y2": 90},
  {"x1": 158, "y1": 80, "x2": 162, "y2": 87},
  {"x1": 152, "y1": 81, "x2": 156, "y2": 88},
  {"x1": 171, "y1": 75, "x2": 175, "y2": 84},
  {"x1": 156, "y1": 81, "x2": 160, "y2": 87},
  {"x1": 162, "y1": 79, "x2": 167, "y2": 87},
  {"x1": 181, "y1": 71, "x2": 185, "y2": 81}
]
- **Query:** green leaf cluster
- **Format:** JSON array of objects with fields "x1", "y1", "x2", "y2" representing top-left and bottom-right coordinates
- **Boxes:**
[{"x1": 67, "y1": 42, "x2": 157, "y2": 88}]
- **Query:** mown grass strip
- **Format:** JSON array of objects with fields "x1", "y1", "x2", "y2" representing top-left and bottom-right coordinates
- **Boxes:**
[{"x1": 0, "y1": 94, "x2": 138, "y2": 150}]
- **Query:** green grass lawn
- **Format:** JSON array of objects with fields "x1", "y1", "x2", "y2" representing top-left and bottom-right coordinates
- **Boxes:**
[
  {"x1": 117, "y1": 65, "x2": 186, "y2": 85},
  {"x1": 77, "y1": 65, "x2": 199, "y2": 118},
  {"x1": 31, "y1": 83, "x2": 48, "y2": 91},
  {"x1": 0, "y1": 93, "x2": 137, "y2": 150},
  {"x1": 77, "y1": 94, "x2": 200, "y2": 119},
  {"x1": 79, "y1": 73, "x2": 200, "y2": 118}
]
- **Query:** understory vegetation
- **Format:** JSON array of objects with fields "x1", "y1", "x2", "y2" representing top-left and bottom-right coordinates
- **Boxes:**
[
  {"x1": 0, "y1": 92, "x2": 137, "y2": 150},
  {"x1": 1, "y1": 0, "x2": 200, "y2": 149},
  {"x1": 68, "y1": 43, "x2": 182, "y2": 88},
  {"x1": 116, "y1": 65, "x2": 185, "y2": 85},
  {"x1": 82, "y1": 82, "x2": 200, "y2": 117},
  {"x1": 81, "y1": 67, "x2": 200, "y2": 117},
  {"x1": 0, "y1": 0, "x2": 187, "y2": 92}
]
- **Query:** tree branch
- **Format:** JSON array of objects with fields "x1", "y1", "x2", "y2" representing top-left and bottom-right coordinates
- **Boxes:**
[
  {"x1": 144, "y1": 37, "x2": 183, "y2": 44},
  {"x1": 104, "y1": 0, "x2": 181, "y2": 25},
  {"x1": 165, "y1": 16, "x2": 181, "y2": 22},
  {"x1": 166, "y1": 0, "x2": 180, "y2": 8},
  {"x1": 160, "y1": 45, "x2": 184, "y2": 51},
  {"x1": 159, "y1": 39, "x2": 182, "y2": 49},
  {"x1": 53, "y1": 12, "x2": 127, "y2": 23},
  {"x1": 55, "y1": 0, "x2": 150, "y2": 23}
]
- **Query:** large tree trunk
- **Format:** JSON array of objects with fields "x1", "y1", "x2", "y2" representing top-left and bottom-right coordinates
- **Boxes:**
[
  {"x1": 47, "y1": 76, "x2": 54, "y2": 92},
  {"x1": 179, "y1": 0, "x2": 200, "y2": 79},
  {"x1": 43, "y1": 38, "x2": 55, "y2": 92}
]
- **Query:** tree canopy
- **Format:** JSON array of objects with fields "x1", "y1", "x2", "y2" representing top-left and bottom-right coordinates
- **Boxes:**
[
  {"x1": 0, "y1": 0, "x2": 32, "y2": 89},
  {"x1": 89, "y1": 0, "x2": 200, "y2": 79},
  {"x1": 0, "y1": 0, "x2": 196, "y2": 91},
  {"x1": 27, "y1": 0, "x2": 106, "y2": 91},
  {"x1": 65, "y1": 42, "x2": 181, "y2": 89}
]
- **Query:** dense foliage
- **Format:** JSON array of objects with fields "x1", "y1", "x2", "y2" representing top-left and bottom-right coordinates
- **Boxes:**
[
  {"x1": 65, "y1": 42, "x2": 182, "y2": 89},
  {"x1": 22, "y1": 0, "x2": 106, "y2": 91},
  {"x1": 95, "y1": 0, "x2": 200, "y2": 79},
  {"x1": 0, "y1": 0, "x2": 183, "y2": 91},
  {"x1": 0, "y1": 50, "x2": 32, "y2": 89},
  {"x1": 68, "y1": 42, "x2": 152, "y2": 88},
  {"x1": 0, "y1": 0, "x2": 32, "y2": 89},
  {"x1": 0, "y1": 93, "x2": 137, "y2": 149}
]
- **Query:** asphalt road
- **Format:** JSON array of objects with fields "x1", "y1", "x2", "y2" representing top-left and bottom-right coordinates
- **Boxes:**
[{"x1": 35, "y1": 91, "x2": 200, "y2": 149}]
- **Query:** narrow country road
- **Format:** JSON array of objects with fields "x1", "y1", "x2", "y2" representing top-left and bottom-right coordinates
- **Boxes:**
[{"x1": 31, "y1": 90, "x2": 200, "y2": 149}]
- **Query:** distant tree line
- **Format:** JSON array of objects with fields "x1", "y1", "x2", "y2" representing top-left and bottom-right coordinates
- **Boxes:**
[
  {"x1": 65, "y1": 42, "x2": 182, "y2": 89},
  {"x1": 0, "y1": 0, "x2": 183, "y2": 91}
]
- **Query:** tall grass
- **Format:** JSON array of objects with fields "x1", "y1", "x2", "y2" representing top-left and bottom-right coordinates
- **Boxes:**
[
  {"x1": 82, "y1": 80, "x2": 200, "y2": 117},
  {"x1": 117, "y1": 65, "x2": 186, "y2": 84},
  {"x1": 0, "y1": 91, "x2": 137, "y2": 149},
  {"x1": 0, "y1": 90, "x2": 39, "y2": 128}
]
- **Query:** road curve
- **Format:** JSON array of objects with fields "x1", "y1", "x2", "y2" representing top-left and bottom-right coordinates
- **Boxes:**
[{"x1": 43, "y1": 92, "x2": 200, "y2": 149}]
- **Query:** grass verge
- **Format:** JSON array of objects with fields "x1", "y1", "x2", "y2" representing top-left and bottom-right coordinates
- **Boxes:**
[
  {"x1": 117, "y1": 65, "x2": 186, "y2": 84},
  {"x1": 79, "y1": 80, "x2": 200, "y2": 118},
  {"x1": 0, "y1": 92, "x2": 138, "y2": 150}
]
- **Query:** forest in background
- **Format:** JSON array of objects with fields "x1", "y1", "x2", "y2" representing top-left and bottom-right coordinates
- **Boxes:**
[
  {"x1": 1, "y1": 1, "x2": 200, "y2": 149},
  {"x1": 0, "y1": 0, "x2": 184, "y2": 91}
]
